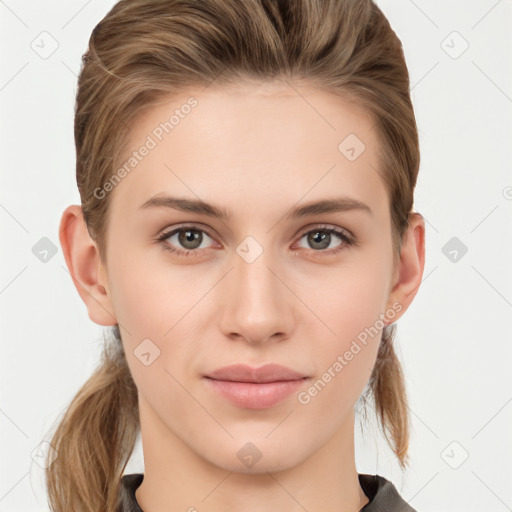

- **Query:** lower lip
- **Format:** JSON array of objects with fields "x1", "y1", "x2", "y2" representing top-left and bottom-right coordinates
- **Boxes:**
[{"x1": 204, "y1": 377, "x2": 308, "y2": 409}]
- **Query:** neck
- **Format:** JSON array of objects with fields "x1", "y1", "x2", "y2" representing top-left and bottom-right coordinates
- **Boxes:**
[{"x1": 135, "y1": 398, "x2": 369, "y2": 512}]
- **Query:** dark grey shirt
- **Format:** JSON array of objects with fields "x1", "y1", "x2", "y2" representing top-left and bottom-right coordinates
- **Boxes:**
[{"x1": 118, "y1": 473, "x2": 416, "y2": 511}]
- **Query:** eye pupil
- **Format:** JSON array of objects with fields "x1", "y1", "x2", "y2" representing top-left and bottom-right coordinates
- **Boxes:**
[
  {"x1": 178, "y1": 229, "x2": 202, "y2": 249},
  {"x1": 308, "y1": 231, "x2": 330, "y2": 250}
]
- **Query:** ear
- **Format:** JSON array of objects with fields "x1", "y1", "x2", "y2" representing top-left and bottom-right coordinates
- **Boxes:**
[
  {"x1": 59, "y1": 205, "x2": 117, "y2": 326},
  {"x1": 384, "y1": 212, "x2": 425, "y2": 323}
]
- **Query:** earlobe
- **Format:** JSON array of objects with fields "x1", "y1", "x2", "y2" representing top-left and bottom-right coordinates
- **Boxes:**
[
  {"x1": 385, "y1": 212, "x2": 426, "y2": 322},
  {"x1": 59, "y1": 205, "x2": 117, "y2": 326}
]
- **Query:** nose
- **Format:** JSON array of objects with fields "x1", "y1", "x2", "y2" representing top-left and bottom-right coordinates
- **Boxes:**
[{"x1": 218, "y1": 243, "x2": 295, "y2": 345}]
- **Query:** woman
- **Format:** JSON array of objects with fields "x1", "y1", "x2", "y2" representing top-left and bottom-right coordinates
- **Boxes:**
[{"x1": 47, "y1": 0, "x2": 425, "y2": 510}]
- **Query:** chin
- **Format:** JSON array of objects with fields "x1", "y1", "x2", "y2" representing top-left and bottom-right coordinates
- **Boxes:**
[{"x1": 200, "y1": 436, "x2": 313, "y2": 474}]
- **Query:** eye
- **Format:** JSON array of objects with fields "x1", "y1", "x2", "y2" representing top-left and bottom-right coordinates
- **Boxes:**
[
  {"x1": 156, "y1": 225, "x2": 216, "y2": 257},
  {"x1": 294, "y1": 225, "x2": 355, "y2": 255}
]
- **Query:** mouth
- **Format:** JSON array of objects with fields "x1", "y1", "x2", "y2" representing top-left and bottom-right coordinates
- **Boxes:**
[
  {"x1": 204, "y1": 362, "x2": 308, "y2": 383},
  {"x1": 203, "y1": 363, "x2": 309, "y2": 409}
]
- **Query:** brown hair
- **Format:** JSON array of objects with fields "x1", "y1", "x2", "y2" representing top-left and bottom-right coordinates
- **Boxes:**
[{"x1": 46, "y1": 0, "x2": 420, "y2": 510}]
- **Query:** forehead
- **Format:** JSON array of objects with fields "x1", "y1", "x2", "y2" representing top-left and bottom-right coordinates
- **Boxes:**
[{"x1": 108, "y1": 81, "x2": 387, "y2": 221}]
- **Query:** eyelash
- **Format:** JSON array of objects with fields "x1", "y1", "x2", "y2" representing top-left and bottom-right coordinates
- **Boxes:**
[{"x1": 155, "y1": 224, "x2": 356, "y2": 258}]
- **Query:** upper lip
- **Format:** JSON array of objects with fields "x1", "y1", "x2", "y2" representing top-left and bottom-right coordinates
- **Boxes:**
[{"x1": 205, "y1": 363, "x2": 307, "y2": 383}]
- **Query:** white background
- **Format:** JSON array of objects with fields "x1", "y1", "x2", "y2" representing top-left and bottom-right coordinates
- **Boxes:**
[{"x1": 1, "y1": 1, "x2": 511, "y2": 510}]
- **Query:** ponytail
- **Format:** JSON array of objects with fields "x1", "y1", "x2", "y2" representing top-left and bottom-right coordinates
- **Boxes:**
[
  {"x1": 45, "y1": 326, "x2": 139, "y2": 512},
  {"x1": 368, "y1": 323, "x2": 410, "y2": 468}
]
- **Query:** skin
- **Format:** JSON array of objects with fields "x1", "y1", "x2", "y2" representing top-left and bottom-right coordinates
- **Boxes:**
[{"x1": 60, "y1": 81, "x2": 425, "y2": 512}]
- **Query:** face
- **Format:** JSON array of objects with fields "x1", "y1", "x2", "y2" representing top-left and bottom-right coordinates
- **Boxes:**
[{"x1": 99, "y1": 81, "x2": 402, "y2": 473}]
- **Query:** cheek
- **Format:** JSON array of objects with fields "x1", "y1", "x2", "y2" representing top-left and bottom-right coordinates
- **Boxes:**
[
  {"x1": 297, "y1": 281, "x2": 384, "y2": 417},
  {"x1": 297, "y1": 342, "x2": 377, "y2": 425},
  {"x1": 304, "y1": 253, "x2": 391, "y2": 338},
  {"x1": 107, "y1": 246, "x2": 183, "y2": 337},
  {"x1": 106, "y1": 250, "x2": 204, "y2": 388},
  {"x1": 298, "y1": 255, "x2": 390, "y2": 404}
]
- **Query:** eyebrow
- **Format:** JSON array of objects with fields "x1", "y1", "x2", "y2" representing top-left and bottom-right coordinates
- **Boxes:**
[{"x1": 139, "y1": 194, "x2": 372, "y2": 220}]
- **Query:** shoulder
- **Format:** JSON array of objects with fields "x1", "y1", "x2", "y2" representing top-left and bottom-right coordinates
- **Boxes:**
[
  {"x1": 358, "y1": 473, "x2": 417, "y2": 511},
  {"x1": 118, "y1": 473, "x2": 144, "y2": 512}
]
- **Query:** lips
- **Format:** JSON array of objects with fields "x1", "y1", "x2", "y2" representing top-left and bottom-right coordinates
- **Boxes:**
[
  {"x1": 205, "y1": 363, "x2": 307, "y2": 383},
  {"x1": 203, "y1": 363, "x2": 309, "y2": 409}
]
